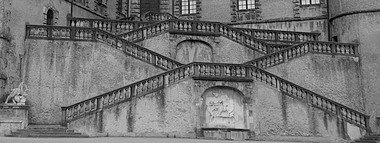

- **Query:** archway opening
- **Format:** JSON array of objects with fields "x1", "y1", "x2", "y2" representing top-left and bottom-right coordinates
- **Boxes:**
[{"x1": 46, "y1": 9, "x2": 54, "y2": 25}]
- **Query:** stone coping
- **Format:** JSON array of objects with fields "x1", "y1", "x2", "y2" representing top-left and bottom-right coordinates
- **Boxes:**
[{"x1": 0, "y1": 104, "x2": 31, "y2": 109}]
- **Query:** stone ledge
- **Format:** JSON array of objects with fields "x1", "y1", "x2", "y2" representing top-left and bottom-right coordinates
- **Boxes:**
[
  {"x1": 192, "y1": 76, "x2": 253, "y2": 82},
  {"x1": 0, "y1": 104, "x2": 30, "y2": 109}
]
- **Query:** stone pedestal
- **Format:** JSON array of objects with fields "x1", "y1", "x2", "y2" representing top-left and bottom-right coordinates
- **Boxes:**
[
  {"x1": 0, "y1": 104, "x2": 29, "y2": 136},
  {"x1": 202, "y1": 128, "x2": 250, "y2": 140}
]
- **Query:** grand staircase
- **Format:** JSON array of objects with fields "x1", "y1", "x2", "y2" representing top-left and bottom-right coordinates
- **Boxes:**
[
  {"x1": 21, "y1": 13, "x2": 371, "y2": 141},
  {"x1": 5, "y1": 125, "x2": 88, "y2": 138}
]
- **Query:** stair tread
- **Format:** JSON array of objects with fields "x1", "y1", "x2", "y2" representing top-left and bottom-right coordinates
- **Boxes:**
[
  {"x1": 11, "y1": 131, "x2": 81, "y2": 135},
  {"x1": 5, "y1": 133, "x2": 89, "y2": 138},
  {"x1": 17, "y1": 129, "x2": 74, "y2": 132}
]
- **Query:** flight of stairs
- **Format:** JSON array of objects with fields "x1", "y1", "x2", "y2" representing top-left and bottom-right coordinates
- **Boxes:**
[
  {"x1": 353, "y1": 134, "x2": 380, "y2": 143},
  {"x1": 5, "y1": 124, "x2": 88, "y2": 138}
]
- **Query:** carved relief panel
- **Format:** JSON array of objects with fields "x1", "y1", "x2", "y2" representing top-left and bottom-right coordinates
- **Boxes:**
[{"x1": 202, "y1": 87, "x2": 246, "y2": 129}]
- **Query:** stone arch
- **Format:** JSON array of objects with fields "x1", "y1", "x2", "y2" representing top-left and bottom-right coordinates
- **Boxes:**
[
  {"x1": 200, "y1": 86, "x2": 247, "y2": 129},
  {"x1": 43, "y1": 7, "x2": 59, "y2": 25},
  {"x1": 175, "y1": 40, "x2": 213, "y2": 64}
]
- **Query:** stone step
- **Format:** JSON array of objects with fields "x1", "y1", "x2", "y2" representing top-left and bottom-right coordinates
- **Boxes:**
[
  {"x1": 5, "y1": 133, "x2": 89, "y2": 138},
  {"x1": 16, "y1": 129, "x2": 75, "y2": 133},
  {"x1": 5, "y1": 124, "x2": 88, "y2": 138},
  {"x1": 358, "y1": 138, "x2": 380, "y2": 141},
  {"x1": 11, "y1": 131, "x2": 81, "y2": 135},
  {"x1": 361, "y1": 137, "x2": 380, "y2": 140},
  {"x1": 354, "y1": 141, "x2": 378, "y2": 143},
  {"x1": 27, "y1": 124, "x2": 67, "y2": 129}
]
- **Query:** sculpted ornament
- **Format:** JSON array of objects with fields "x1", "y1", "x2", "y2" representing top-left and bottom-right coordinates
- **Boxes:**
[
  {"x1": 206, "y1": 93, "x2": 235, "y2": 122},
  {"x1": 5, "y1": 82, "x2": 27, "y2": 105}
]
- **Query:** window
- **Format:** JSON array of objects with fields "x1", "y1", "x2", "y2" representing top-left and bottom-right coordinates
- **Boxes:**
[
  {"x1": 332, "y1": 36, "x2": 338, "y2": 42},
  {"x1": 238, "y1": 0, "x2": 255, "y2": 10},
  {"x1": 181, "y1": 0, "x2": 196, "y2": 15},
  {"x1": 301, "y1": 0, "x2": 320, "y2": 5}
]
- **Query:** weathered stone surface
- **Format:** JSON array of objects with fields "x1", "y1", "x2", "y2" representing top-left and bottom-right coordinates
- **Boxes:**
[
  {"x1": 24, "y1": 40, "x2": 164, "y2": 124},
  {"x1": 329, "y1": 3, "x2": 380, "y2": 131},
  {"x1": 0, "y1": 105, "x2": 29, "y2": 136},
  {"x1": 67, "y1": 77, "x2": 363, "y2": 141},
  {"x1": 266, "y1": 54, "x2": 365, "y2": 112},
  {"x1": 138, "y1": 33, "x2": 264, "y2": 64}
]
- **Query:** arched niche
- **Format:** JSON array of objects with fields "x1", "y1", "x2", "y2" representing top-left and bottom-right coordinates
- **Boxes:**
[
  {"x1": 43, "y1": 7, "x2": 58, "y2": 25},
  {"x1": 200, "y1": 86, "x2": 247, "y2": 129},
  {"x1": 176, "y1": 40, "x2": 213, "y2": 64},
  {"x1": 46, "y1": 9, "x2": 54, "y2": 25}
]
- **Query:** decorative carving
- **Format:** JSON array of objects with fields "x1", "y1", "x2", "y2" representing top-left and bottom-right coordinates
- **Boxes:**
[
  {"x1": 206, "y1": 93, "x2": 234, "y2": 122},
  {"x1": 5, "y1": 82, "x2": 27, "y2": 105}
]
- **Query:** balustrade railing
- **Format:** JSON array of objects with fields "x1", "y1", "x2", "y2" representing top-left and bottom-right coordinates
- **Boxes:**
[
  {"x1": 61, "y1": 62, "x2": 369, "y2": 131},
  {"x1": 237, "y1": 28, "x2": 320, "y2": 43},
  {"x1": 68, "y1": 17, "x2": 151, "y2": 34},
  {"x1": 244, "y1": 41, "x2": 359, "y2": 69},
  {"x1": 26, "y1": 25, "x2": 182, "y2": 70},
  {"x1": 142, "y1": 11, "x2": 178, "y2": 22},
  {"x1": 119, "y1": 19, "x2": 276, "y2": 54}
]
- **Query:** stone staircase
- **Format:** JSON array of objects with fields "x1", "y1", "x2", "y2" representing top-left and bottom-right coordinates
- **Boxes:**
[
  {"x1": 354, "y1": 134, "x2": 380, "y2": 143},
  {"x1": 5, "y1": 124, "x2": 88, "y2": 138}
]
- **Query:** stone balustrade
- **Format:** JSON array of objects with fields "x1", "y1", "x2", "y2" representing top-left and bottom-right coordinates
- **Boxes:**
[
  {"x1": 142, "y1": 11, "x2": 178, "y2": 22},
  {"x1": 26, "y1": 25, "x2": 182, "y2": 70},
  {"x1": 68, "y1": 17, "x2": 151, "y2": 34},
  {"x1": 244, "y1": 41, "x2": 359, "y2": 69},
  {"x1": 61, "y1": 62, "x2": 369, "y2": 131},
  {"x1": 237, "y1": 28, "x2": 320, "y2": 43}
]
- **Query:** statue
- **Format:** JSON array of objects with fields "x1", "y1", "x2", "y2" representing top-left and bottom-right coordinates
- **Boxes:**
[{"x1": 5, "y1": 82, "x2": 27, "y2": 105}]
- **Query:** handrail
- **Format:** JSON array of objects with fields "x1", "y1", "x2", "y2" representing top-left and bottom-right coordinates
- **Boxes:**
[
  {"x1": 142, "y1": 11, "x2": 178, "y2": 22},
  {"x1": 236, "y1": 27, "x2": 320, "y2": 43},
  {"x1": 68, "y1": 17, "x2": 152, "y2": 34},
  {"x1": 61, "y1": 62, "x2": 370, "y2": 131},
  {"x1": 26, "y1": 25, "x2": 183, "y2": 70},
  {"x1": 244, "y1": 41, "x2": 360, "y2": 68},
  {"x1": 68, "y1": 17, "x2": 319, "y2": 46},
  {"x1": 118, "y1": 19, "x2": 279, "y2": 54}
]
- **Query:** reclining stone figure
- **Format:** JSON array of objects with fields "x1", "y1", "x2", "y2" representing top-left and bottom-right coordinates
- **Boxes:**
[{"x1": 5, "y1": 82, "x2": 27, "y2": 105}]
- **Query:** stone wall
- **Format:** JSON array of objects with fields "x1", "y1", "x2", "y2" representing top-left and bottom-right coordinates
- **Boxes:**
[
  {"x1": 0, "y1": 0, "x2": 108, "y2": 103},
  {"x1": 67, "y1": 77, "x2": 364, "y2": 142},
  {"x1": 266, "y1": 54, "x2": 364, "y2": 112},
  {"x1": 168, "y1": 0, "x2": 326, "y2": 23},
  {"x1": 330, "y1": 11, "x2": 380, "y2": 132},
  {"x1": 329, "y1": 0, "x2": 380, "y2": 18},
  {"x1": 24, "y1": 39, "x2": 164, "y2": 124},
  {"x1": 137, "y1": 33, "x2": 264, "y2": 64}
]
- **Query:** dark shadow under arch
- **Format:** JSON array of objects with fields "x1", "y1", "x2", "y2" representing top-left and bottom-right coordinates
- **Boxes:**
[{"x1": 47, "y1": 9, "x2": 54, "y2": 25}]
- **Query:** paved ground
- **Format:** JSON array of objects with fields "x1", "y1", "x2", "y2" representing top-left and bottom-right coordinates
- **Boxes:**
[{"x1": 0, "y1": 137, "x2": 311, "y2": 143}]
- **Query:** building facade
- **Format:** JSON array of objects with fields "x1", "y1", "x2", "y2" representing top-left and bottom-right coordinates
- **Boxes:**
[{"x1": 0, "y1": 0, "x2": 378, "y2": 142}]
